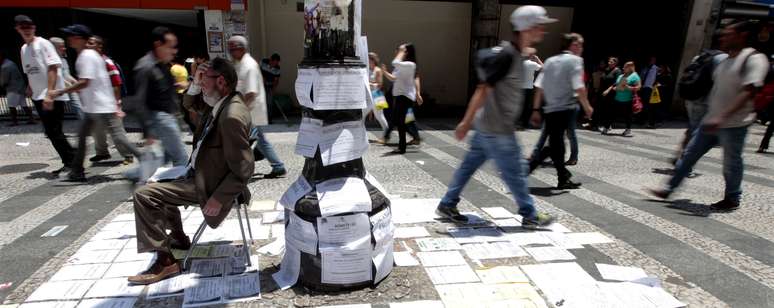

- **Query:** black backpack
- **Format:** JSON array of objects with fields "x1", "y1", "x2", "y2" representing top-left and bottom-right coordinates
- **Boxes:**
[
  {"x1": 678, "y1": 49, "x2": 722, "y2": 100},
  {"x1": 475, "y1": 42, "x2": 516, "y2": 85}
]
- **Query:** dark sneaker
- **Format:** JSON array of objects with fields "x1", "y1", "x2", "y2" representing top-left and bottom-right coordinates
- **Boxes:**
[
  {"x1": 565, "y1": 159, "x2": 578, "y2": 166},
  {"x1": 601, "y1": 127, "x2": 610, "y2": 135},
  {"x1": 647, "y1": 188, "x2": 671, "y2": 200},
  {"x1": 435, "y1": 206, "x2": 469, "y2": 223},
  {"x1": 122, "y1": 157, "x2": 134, "y2": 165},
  {"x1": 522, "y1": 212, "x2": 555, "y2": 229},
  {"x1": 89, "y1": 154, "x2": 111, "y2": 162},
  {"x1": 264, "y1": 168, "x2": 287, "y2": 179},
  {"x1": 622, "y1": 129, "x2": 633, "y2": 137},
  {"x1": 408, "y1": 139, "x2": 421, "y2": 146},
  {"x1": 52, "y1": 166, "x2": 71, "y2": 176},
  {"x1": 710, "y1": 199, "x2": 739, "y2": 212},
  {"x1": 557, "y1": 179, "x2": 581, "y2": 190},
  {"x1": 65, "y1": 172, "x2": 87, "y2": 182},
  {"x1": 758, "y1": 147, "x2": 767, "y2": 154}
]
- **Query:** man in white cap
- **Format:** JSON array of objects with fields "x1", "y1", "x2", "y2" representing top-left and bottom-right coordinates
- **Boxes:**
[{"x1": 436, "y1": 6, "x2": 556, "y2": 228}]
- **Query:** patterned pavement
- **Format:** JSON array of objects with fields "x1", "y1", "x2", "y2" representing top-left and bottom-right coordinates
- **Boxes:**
[{"x1": 0, "y1": 118, "x2": 773, "y2": 307}]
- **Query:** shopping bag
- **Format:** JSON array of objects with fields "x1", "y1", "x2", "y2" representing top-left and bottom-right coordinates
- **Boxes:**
[
  {"x1": 373, "y1": 90, "x2": 389, "y2": 110},
  {"x1": 405, "y1": 108, "x2": 416, "y2": 123},
  {"x1": 632, "y1": 94, "x2": 643, "y2": 114},
  {"x1": 650, "y1": 87, "x2": 662, "y2": 104}
]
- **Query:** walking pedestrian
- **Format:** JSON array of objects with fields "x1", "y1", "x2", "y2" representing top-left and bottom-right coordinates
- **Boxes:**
[
  {"x1": 382, "y1": 43, "x2": 421, "y2": 154},
  {"x1": 601, "y1": 61, "x2": 641, "y2": 137},
  {"x1": 519, "y1": 48, "x2": 543, "y2": 129},
  {"x1": 672, "y1": 46, "x2": 727, "y2": 164},
  {"x1": 50, "y1": 37, "x2": 82, "y2": 120},
  {"x1": 170, "y1": 57, "x2": 195, "y2": 133},
  {"x1": 528, "y1": 33, "x2": 593, "y2": 188},
  {"x1": 0, "y1": 49, "x2": 34, "y2": 126},
  {"x1": 368, "y1": 52, "x2": 389, "y2": 135},
  {"x1": 124, "y1": 26, "x2": 188, "y2": 171},
  {"x1": 260, "y1": 53, "x2": 281, "y2": 123},
  {"x1": 756, "y1": 55, "x2": 774, "y2": 153},
  {"x1": 597, "y1": 57, "x2": 622, "y2": 132},
  {"x1": 436, "y1": 5, "x2": 556, "y2": 227},
  {"x1": 52, "y1": 24, "x2": 142, "y2": 182},
  {"x1": 227, "y1": 35, "x2": 287, "y2": 178},
  {"x1": 15, "y1": 15, "x2": 75, "y2": 175},
  {"x1": 640, "y1": 56, "x2": 658, "y2": 127},
  {"x1": 86, "y1": 35, "x2": 135, "y2": 165},
  {"x1": 649, "y1": 21, "x2": 769, "y2": 211}
]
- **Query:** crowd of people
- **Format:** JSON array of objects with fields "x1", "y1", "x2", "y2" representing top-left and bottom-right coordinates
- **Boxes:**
[{"x1": 1, "y1": 6, "x2": 772, "y2": 285}]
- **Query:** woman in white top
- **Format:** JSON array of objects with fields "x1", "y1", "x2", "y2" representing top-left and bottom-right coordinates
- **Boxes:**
[
  {"x1": 382, "y1": 43, "x2": 421, "y2": 154},
  {"x1": 368, "y1": 52, "x2": 389, "y2": 135}
]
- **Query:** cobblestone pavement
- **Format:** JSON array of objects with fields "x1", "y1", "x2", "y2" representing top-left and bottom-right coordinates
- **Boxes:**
[{"x1": 1, "y1": 118, "x2": 773, "y2": 307}]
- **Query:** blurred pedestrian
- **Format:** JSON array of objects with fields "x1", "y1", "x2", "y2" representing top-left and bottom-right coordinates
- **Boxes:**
[
  {"x1": 0, "y1": 49, "x2": 34, "y2": 125},
  {"x1": 436, "y1": 6, "x2": 556, "y2": 228},
  {"x1": 50, "y1": 36, "x2": 83, "y2": 120},
  {"x1": 650, "y1": 21, "x2": 769, "y2": 211},
  {"x1": 170, "y1": 57, "x2": 194, "y2": 133},
  {"x1": 382, "y1": 43, "x2": 421, "y2": 154},
  {"x1": 260, "y1": 53, "x2": 281, "y2": 123},
  {"x1": 228, "y1": 35, "x2": 286, "y2": 178},
  {"x1": 597, "y1": 57, "x2": 622, "y2": 132},
  {"x1": 15, "y1": 15, "x2": 75, "y2": 175},
  {"x1": 368, "y1": 52, "x2": 389, "y2": 136},
  {"x1": 601, "y1": 61, "x2": 640, "y2": 137},
  {"x1": 529, "y1": 33, "x2": 593, "y2": 188},
  {"x1": 639, "y1": 56, "x2": 658, "y2": 127},
  {"x1": 519, "y1": 48, "x2": 543, "y2": 129},
  {"x1": 53, "y1": 25, "x2": 141, "y2": 182}
]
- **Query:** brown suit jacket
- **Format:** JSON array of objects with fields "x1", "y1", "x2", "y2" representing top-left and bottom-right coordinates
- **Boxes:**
[{"x1": 191, "y1": 92, "x2": 254, "y2": 228}]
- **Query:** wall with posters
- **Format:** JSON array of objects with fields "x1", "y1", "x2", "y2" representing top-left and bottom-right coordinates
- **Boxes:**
[{"x1": 260, "y1": 0, "x2": 472, "y2": 107}]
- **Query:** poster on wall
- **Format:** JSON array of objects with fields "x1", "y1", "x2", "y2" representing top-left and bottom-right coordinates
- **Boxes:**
[{"x1": 208, "y1": 31, "x2": 224, "y2": 53}]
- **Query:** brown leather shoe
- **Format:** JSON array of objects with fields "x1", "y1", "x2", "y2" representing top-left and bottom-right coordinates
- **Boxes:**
[{"x1": 127, "y1": 262, "x2": 180, "y2": 285}]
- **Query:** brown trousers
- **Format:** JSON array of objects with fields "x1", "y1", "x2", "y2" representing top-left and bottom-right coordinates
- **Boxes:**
[{"x1": 133, "y1": 179, "x2": 198, "y2": 254}]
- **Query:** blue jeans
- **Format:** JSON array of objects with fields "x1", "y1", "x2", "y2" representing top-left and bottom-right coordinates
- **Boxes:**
[
  {"x1": 251, "y1": 126, "x2": 285, "y2": 171},
  {"x1": 668, "y1": 126, "x2": 749, "y2": 203},
  {"x1": 531, "y1": 108, "x2": 579, "y2": 161},
  {"x1": 440, "y1": 131, "x2": 537, "y2": 219},
  {"x1": 148, "y1": 111, "x2": 188, "y2": 166}
]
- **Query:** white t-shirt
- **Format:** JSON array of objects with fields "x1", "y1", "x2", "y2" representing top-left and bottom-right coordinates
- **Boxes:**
[
  {"x1": 705, "y1": 48, "x2": 769, "y2": 128},
  {"x1": 523, "y1": 59, "x2": 542, "y2": 89},
  {"x1": 20, "y1": 37, "x2": 68, "y2": 101},
  {"x1": 391, "y1": 59, "x2": 417, "y2": 101},
  {"x1": 235, "y1": 53, "x2": 267, "y2": 126},
  {"x1": 75, "y1": 49, "x2": 116, "y2": 114}
]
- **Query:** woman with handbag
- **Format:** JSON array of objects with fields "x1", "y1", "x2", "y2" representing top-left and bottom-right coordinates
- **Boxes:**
[
  {"x1": 602, "y1": 61, "x2": 641, "y2": 137},
  {"x1": 382, "y1": 43, "x2": 421, "y2": 154},
  {"x1": 368, "y1": 52, "x2": 390, "y2": 140}
]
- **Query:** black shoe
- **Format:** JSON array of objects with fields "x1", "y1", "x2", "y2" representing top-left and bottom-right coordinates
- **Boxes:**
[
  {"x1": 65, "y1": 172, "x2": 87, "y2": 182},
  {"x1": 622, "y1": 129, "x2": 633, "y2": 137},
  {"x1": 710, "y1": 199, "x2": 740, "y2": 212},
  {"x1": 557, "y1": 179, "x2": 581, "y2": 190},
  {"x1": 647, "y1": 188, "x2": 671, "y2": 200},
  {"x1": 264, "y1": 168, "x2": 287, "y2": 179},
  {"x1": 565, "y1": 159, "x2": 578, "y2": 166},
  {"x1": 601, "y1": 127, "x2": 610, "y2": 135},
  {"x1": 52, "y1": 166, "x2": 71, "y2": 176},
  {"x1": 170, "y1": 235, "x2": 192, "y2": 250},
  {"x1": 435, "y1": 205, "x2": 469, "y2": 223},
  {"x1": 89, "y1": 154, "x2": 111, "y2": 162}
]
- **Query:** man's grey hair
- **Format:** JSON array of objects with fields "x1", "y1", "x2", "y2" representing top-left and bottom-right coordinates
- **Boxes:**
[
  {"x1": 228, "y1": 35, "x2": 248, "y2": 49},
  {"x1": 50, "y1": 37, "x2": 65, "y2": 45}
]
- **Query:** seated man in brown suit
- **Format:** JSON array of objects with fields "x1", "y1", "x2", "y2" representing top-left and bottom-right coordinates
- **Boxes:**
[{"x1": 128, "y1": 57, "x2": 254, "y2": 285}]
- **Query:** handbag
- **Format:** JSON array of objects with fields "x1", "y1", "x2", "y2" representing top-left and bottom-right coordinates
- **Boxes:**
[
  {"x1": 632, "y1": 94, "x2": 643, "y2": 114},
  {"x1": 649, "y1": 87, "x2": 662, "y2": 104},
  {"x1": 405, "y1": 108, "x2": 416, "y2": 123},
  {"x1": 373, "y1": 90, "x2": 389, "y2": 110}
]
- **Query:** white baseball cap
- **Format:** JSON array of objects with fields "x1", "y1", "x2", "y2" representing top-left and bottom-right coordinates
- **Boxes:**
[{"x1": 510, "y1": 5, "x2": 557, "y2": 31}]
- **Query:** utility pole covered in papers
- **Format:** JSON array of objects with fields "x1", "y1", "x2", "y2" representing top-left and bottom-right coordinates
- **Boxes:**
[{"x1": 274, "y1": 0, "x2": 394, "y2": 292}]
